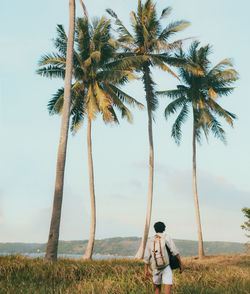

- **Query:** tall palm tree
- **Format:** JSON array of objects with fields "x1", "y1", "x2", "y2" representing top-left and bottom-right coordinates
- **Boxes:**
[
  {"x1": 38, "y1": 17, "x2": 143, "y2": 259},
  {"x1": 41, "y1": 0, "x2": 75, "y2": 262},
  {"x1": 107, "y1": 0, "x2": 190, "y2": 258},
  {"x1": 157, "y1": 41, "x2": 239, "y2": 259}
]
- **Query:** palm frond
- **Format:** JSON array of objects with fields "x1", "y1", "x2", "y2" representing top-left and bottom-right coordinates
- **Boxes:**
[
  {"x1": 154, "y1": 54, "x2": 204, "y2": 76},
  {"x1": 160, "y1": 7, "x2": 172, "y2": 20},
  {"x1": 94, "y1": 81, "x2": 111, "y2": 114},
  {"x1": 192, "y1": 108, "x2": 203, "y2": 143},
  {"x1": 205, "y1": 111, "x2": 227, "y2": 143},
  {"x1": 137, "y1": 0, "x2": 143, "y2": 19},
  {"x1": 188, "y1": 40, "x2": 200, "y2": 61},
  {"x1": 76, "y1": 17, "x2": 91, "y2": 60},
  {"x1": 104, "y1": 55, "x2": 148, "y2": 71},
  {"x1": 208, "y1": 88, "x2": 218, "y2": 99},
  {"x1": 130, "y1": 11, "x2": 138, "y2": 28},
  {"x1": 211, "y1": 87, "x2": 235, "y2": 97},
  {"x1": 171, "y1": 103, "x2": 189, "y2": 144},
  {"x1": 93, "y1": 17, "x2": 110, "y2": 41},
  {"x1": 206, "y1": 97, "x2": 236, "y2": 126},
  {"x1": 114, "y1": 102, "x2": 133, "y2": 123},
  {"x1": 48, "y1": 87, "x2": 64, "y2": 115},
  {"x1": 142, "y1": 64, "x2": 157, "y2": 112},
  {"x1": 97, "y1": 69, "x2": 137, "y2": 86},
  {"x1": 159, "y1": 21, "x2": 190, "y2": 41},
  {"x1": 70, "y1": 93, "x2": 86, "y2": 134},
  {"x1": 210, "y1": 69, "x2": 239, "y2": 83},
  {"x1": 105, "y1": 84, "x2": 144, "y2": 110},
  {"x1": 164, "y1": 97, "x2": 187, "y2": 120},
  {"x1": 38, "y1": 53, "x2": 66, "y2": 67},
  {"x1": 37, "y1": 65, "x2": 65, "y2": 79},
  {"x1": 102, "y1": 84, "x2": 133, "y2": 122},
  {"x1": 157, "y1": 88, "x2": 188, "y2": 100},
  {"x1": 209, "y1": 58, "x2": 233, "y2": 75},
  {"x1": 150, "y1": 55, "x2": 179, "y2": 79},
  {"x1": 197, "y1": 44, "x2": 212, "y2": 70},
  {"x1": 48, "y1": 81, "x2": 84, "y2": 116},
  {"x1": 53, "y1": 24, "x2": 68, "y2": 56},
  {"x1": 106, "y1": 8, "x2": 134, "y2": 40},
  {"x1": 86, "y1": 84, "x2": 99, "y2": 120}
]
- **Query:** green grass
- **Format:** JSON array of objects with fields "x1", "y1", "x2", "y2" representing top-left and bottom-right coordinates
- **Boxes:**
[{"x1": 0, "y1": 254, "x2": 249, "y2": 293}]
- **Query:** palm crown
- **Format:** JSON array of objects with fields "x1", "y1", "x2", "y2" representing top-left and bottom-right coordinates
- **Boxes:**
[
  {"x1": 158, "y1": 41, "x2": 239, "y2": 144},
  {"x1": 107, "y1": 0, "x2": 190, "y2": 112},
  {"x1": 37, "y1": 17, "x2": 144, "y2": 131}
]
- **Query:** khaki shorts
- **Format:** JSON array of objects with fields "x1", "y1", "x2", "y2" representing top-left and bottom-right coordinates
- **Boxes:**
[{"x1": 153, "y1": 265, "x2": 173, "y2": 285}]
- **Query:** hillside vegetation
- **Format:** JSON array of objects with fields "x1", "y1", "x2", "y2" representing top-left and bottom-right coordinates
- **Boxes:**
[
  {"x1": 0, "y1": 237, "x2": 244, "y2": 257},
  {"x1": 0, "y1": 254, "x2": 249, "y2": 293}
]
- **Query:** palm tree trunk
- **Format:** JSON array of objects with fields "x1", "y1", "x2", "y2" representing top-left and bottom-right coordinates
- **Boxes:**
[
  {"x1": 135, "y1": 65, "x2": 154, "y2": 259},
  {"x1": 192, "y1": 121, "x2": 205, "y2": 259},
  {"x1": 78, "y1": 0, "x2": 88, "y2": 19},
  {"x1": 82, "y1": 117, "x2": 96, "y2": 260},
  {"x1": 45, "y1": 0, "x2": 75, "y2": 262}
]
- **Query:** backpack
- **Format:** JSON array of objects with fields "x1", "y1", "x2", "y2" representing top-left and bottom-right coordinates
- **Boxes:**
[
  {"x1": 165, "y1": 243, "x2": 180, "y2": 270},
  {"x1": 151, "y1": 234, "x2": 169, "y2": 270}
]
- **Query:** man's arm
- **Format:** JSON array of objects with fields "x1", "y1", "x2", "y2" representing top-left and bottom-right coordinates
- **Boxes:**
[
  {"x1": 144, "y1": 263, "x2": 150, "y2": 279},
  {"x1": 143, "y1": 240, "x2": 151, "y2": 278},
  {"x1": 166, "y1": 235, "x2": 183, "y2": 273},
  {"x1": 175, "y1": 254, "x2": 183, "y2": 273}
]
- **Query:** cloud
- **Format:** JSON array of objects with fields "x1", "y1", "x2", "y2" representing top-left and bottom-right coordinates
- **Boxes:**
[
  {"x1": 0, "y1": 182, "x2": 90, "y2": 243},
  {"x1": 131, "y1": 160, "x2": 147, "y2": 169},
  {"x1": 0, "y1": 207, "x2": 50, "y2": 243},
  {"x1": 131, "y1": 161, "x2": 170, "y2": 175},
  {"x1": 0, "y1": 161, "x2": 248, "y2": 243},
  {"x1": 163, "y1": 168, "x2": 249, "y2": 210},
  {"x1": 150, "y1": 166, "x2": 249, "y2": 242},
  {"x1": 113, "y1": 178, "x2": 144, "y2": 193},
  {"x1": 128, "y1": 179, "x2": 143, "y2": 190}
]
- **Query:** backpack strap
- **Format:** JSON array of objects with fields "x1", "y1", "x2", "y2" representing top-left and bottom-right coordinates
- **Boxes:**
[
  {"x1": 165, "y1": 241, "x2": 171, "y2": 257},
  {"x1": 153, "y1": 238, "x2": 158, "y2": 267},
  {"x1": 155, "y1": 234, "x2": 165, "y2": 266}
]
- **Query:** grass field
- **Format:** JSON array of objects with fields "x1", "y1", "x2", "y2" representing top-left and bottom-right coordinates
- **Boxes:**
[{"x1": 0, "y1": 254, "x2": 249, "y2": 293}]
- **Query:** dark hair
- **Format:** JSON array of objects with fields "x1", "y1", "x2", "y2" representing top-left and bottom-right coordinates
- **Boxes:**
[{"x1": 154, "y1": 222, "x2": 166, "y2": 233}]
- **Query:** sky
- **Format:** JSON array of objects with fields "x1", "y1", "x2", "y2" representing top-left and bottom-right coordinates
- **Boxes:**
[{"x1": 0, "y1": 0, "x2": 249, "y2": 245}]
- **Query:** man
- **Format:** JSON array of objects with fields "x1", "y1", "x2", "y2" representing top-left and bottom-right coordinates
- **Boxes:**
[{"x1": 144, "y1": 222, "x2": 183, "y2": 294}]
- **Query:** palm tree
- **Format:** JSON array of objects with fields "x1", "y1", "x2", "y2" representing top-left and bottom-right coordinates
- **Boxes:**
[
  {"x1": 41, "y1": 0, "x2": 75, "y2": 262},
  {"x1": 38, "y1": 17, "x2": 143, "y2": 259},
  {"x1": 107, "y1": 0, "x2": 190, "y2": 258},
  {"x1": 157, "y1": 41, "x2": 239, "y2": 259}
]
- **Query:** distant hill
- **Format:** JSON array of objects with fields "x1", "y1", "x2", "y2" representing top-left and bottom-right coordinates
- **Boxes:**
[{"x1": 0, "y1": 237, "x2": 244, "y2": 257}]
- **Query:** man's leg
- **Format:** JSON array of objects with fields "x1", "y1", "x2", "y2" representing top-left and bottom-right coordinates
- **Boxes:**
[
  {"x1": 153, "y1": 270, "x2": 162, "y2": 294},
  {"x1": 155, "y1": 284, "x2": 161, "y2": 294},
  {"x1": 162, "y1": 266, "x2": 172, "y2": 294},
  {"x1": 164, "y1": 284, "x2": 171, "y2": 294}
]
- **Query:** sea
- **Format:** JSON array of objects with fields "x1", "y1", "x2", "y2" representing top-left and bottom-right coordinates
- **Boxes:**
[{"x1": 0, "y1": 253, "x2": 133, "y2": 260}]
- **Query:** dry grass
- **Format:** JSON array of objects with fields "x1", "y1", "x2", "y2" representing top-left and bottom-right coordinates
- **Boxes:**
[
  {"x1": 0, "y1": 254, "x2": 249, "y2": 293},
  {"x1": 173, "y1": 254, "x2": 250, "y2": 294}
]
